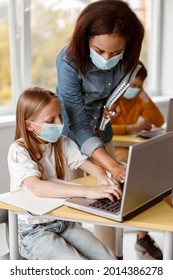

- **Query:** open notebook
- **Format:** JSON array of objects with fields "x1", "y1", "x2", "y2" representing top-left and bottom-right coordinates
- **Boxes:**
[
  {"x1": 0, "y1": 179, "x2": 78, "y2": 215},
  {"x1": 65, "y1": 132, "x2": 173, "y2": 222}
]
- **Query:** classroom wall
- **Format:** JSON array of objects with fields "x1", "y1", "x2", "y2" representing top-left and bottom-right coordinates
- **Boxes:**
[{"x1": 0, "y1": 123, "x2": 15, "y2": 222}]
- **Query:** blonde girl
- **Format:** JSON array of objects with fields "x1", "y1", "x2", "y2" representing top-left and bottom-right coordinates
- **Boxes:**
[{"x1": 8, "y1": 87, "x2": 121, "y2": 260}]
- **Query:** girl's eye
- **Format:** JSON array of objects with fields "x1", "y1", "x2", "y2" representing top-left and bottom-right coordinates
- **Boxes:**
[{"x1": 46, "y1": 119, "x2": 53, "y2": 124}]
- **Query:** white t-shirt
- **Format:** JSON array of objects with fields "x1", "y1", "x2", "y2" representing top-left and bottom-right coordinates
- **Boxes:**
[{"x1": 7, "y1": 136, "x2": 88, "y2": 227}]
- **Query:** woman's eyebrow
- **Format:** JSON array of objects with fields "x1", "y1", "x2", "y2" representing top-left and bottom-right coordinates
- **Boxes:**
[
  {"x1": 93, "y1": 45, "x2": 104, "y2": 51},
  {"x1": 93, "y1": 45, "x2": 124, "y2": 53}
]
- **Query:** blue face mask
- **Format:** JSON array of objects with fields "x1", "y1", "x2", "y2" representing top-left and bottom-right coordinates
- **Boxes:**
[
  {"x1": 31, "y1": 122, "x2": 64, "y2": 143},
  {"x1": 90, "y1": 48, "x2": 124, "y2": 70},
  {"x1": 123, "y1": 87, "x2": 141, "y2": 100}
]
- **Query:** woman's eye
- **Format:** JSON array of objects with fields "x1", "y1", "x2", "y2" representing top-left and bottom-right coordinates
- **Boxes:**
[{"x1": 95, "y1": 50, "x2": 103, "y2": 55}]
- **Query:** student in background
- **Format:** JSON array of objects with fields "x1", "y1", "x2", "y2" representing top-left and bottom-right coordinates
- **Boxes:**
[
  {"x1": 7, "y1": 87, "x2": 120, "y2": 260},
  {"x1": 56, "y1": 0, "x2": 144, "y2": 251},
  {"x1": 107, "y1": 61, "x2": 164, "y2": 260},
  {"x1": 111, "y1": 61, "x2": 164, "y2": 163}
]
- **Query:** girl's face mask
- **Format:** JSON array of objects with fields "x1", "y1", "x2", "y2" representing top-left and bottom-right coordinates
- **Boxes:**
[
  {"x1": 123, "y1": 87, "x2": 141, "y2": 100},
  {"x1": 90, "y1": 48, "x2": 124, "y2": 70},
  {"x1": 30, "y1": 121, "x2": 64, "y2": 143}
]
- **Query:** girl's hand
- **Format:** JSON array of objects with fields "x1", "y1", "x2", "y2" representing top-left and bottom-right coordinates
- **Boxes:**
[
  {"x1": 134, "y1": 120, "x2": 152, "y2": 132},
  {"x1": 84, "y1": 184, "x2": 122, "y2": 201},
  {"x1": 139, "y1": 91, "x2": 150, "y2": 104},
  {"x1": 97, "y1": 174, "x2": 122, "y2": 199},
  {"x1": 96, "y1": 173, "x2": 116, "y2": 186},
  {"x1": 126, "y1": 119, "x2": 152, "y2": 134}
]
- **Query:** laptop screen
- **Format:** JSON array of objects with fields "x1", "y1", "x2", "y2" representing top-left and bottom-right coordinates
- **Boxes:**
[{"x1": 121, "y1": 132, "x2": 173, "y2": 218}]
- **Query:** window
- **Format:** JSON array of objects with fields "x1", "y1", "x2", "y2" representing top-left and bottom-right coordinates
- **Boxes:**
[
  {"x1": 0, "y1": 0, "x2": 23, "y2": 115},
  {"x1": 0, "y1": 0, "x2": 11, "y2": 109},
  {"x1": 126, "y1": 0, "x2": 162, "y2": 95},
  {"x1": 0, "y1": 0, "x2": 163, "y2": 114},
  {"x1": 30, "y1": 0, "x2": 93, "y2": 92}
]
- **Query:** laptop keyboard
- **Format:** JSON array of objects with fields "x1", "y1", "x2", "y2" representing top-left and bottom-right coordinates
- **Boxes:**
[{"x1": 89, "y1": 198, "x2": 121, "y2": 213}]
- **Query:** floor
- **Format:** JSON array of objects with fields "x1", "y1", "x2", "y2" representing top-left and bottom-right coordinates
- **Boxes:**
[
  {"x1": 122, "y1": 229, "x2": 164, "y2": 260},
  {"x1": 83, "y1": 223, "x2": 164, "y2": 260}
]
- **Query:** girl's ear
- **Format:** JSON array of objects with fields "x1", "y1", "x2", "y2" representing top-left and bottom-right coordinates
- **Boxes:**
[{"x1": 25, "y1": 121, "x2": 33, "y2": 131}]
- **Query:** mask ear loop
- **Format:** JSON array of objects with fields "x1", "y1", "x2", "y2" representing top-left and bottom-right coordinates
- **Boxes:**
[
  {"x1": 32, "y1": 130, "x2": 39, "y2": 138},
  {"x1": 28, "y1": 121, "x2": 43, "y2": 139}
]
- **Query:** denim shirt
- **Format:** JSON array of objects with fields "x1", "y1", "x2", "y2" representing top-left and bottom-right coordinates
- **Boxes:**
[{"x1": 56, "y1": 46, "x2": 125, "y2": 156}]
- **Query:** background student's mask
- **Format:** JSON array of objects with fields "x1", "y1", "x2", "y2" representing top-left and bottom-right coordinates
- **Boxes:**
[{"x1": 123, "y1": 87, "x2": 141, "y2": 100}]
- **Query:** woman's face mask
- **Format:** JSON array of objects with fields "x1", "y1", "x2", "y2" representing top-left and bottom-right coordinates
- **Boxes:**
[
  {"x1": 30, "y1": 121, "x2": 64, "y2": 143},
  {"x1": 90, "y1": 48, "x2": 124, "y2": 70},
  {"x1": 123, "y1": 87, "x2": 141, "y2": 100}
]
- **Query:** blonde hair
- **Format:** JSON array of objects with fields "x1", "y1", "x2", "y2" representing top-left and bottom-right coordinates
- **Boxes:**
[{"x1": 15, "y1": 87, "x2": 65, "y2": 179}]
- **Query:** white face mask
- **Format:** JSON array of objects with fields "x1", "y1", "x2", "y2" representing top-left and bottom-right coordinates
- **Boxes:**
[
  {"x1": 90, "y1": 48, "x2": 124, "y2": 70},
  {"x1": 30, "y1": 121, "x2": 64, "y2": 143},
  {"x1": 123, "y1": 87, "x2": 141, "y2": 100}
]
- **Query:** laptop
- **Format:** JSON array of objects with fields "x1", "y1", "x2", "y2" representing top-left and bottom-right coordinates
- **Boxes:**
[
  {"x1": 65, "y1": 132, "x2": 173, "y2": 222},
  {"x1": 138, "y1": 98, "x2": 173, "y2": 139}
]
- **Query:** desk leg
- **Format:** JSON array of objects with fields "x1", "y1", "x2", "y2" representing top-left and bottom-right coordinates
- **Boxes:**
[
  {"x1": 163, "y1": 231, "x2": 173, "y2": 260},
  {"x1": 115, "y1": 228, "x2": 123, "y2": 259},
  {"x1": 8, "y1": 210, "x2": 19, "y2": 260}
]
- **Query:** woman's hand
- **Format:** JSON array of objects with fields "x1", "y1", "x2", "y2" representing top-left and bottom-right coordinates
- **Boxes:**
[
  {"x1": 109, "y1": 164, "x2": 126, "y2": 184},
  {"x1": 103, "y1": 103, "x2": 121, "y2": 120},
  {"x1": 92, "y1": 147, "x2": 126, "y2": 184}
]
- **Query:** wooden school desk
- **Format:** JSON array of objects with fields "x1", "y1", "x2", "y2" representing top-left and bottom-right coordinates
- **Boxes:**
[
  {"x1": 0, "y1": 176, "x2": 172, "y2": 260},
  {"x1": 112, "y1": 122, "x2": 167, "y2": 147},
  {"x1": 112, "y1": 134, "x2": 145, "y2": 147}
]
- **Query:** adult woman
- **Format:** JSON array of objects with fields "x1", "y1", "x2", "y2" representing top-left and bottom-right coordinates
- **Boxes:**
[
  {"x1": 56, "y1": 0, "x2": 144, "y2": 181},
  {"x1": 56, "y1": 0, "x2": 144, "y2": 252}
]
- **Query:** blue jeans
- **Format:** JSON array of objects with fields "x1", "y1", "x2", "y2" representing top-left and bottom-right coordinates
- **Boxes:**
[{"x1": 19, "y1": 220, "x2": 116, "y2": 260}]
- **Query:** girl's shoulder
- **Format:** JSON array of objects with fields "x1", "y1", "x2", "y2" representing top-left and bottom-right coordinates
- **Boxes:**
[
  {"x1": 8, "y1": 139, "x2": 29, "y2": 158},
  {"x1": 60, "y1": 135, "x2": 82, "y2": 156},
  {"x1": 60, "y1": 135, "x2": 76, "y2": 148}
]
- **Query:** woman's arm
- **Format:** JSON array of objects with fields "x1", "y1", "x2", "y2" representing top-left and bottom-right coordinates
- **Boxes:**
[
  {"x1": 79, "y1": 159, "x2": 122, "y2": 198},
  {"x1": 92, "y1": 147, "x2": 126, "y2": 183}
]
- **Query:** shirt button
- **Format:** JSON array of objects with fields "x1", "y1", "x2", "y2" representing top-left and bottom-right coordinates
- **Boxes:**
[
  {"x1": 94, "y1": 116, "x2": 97, "y2": 119},
  {"x1": 108, "y1": 83, "x2": 111, "y2": 86}
]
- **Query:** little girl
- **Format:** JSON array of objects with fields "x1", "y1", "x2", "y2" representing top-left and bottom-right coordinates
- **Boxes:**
[{"x1": 8, "y1": 87, "x2": 121, "y2": 260}]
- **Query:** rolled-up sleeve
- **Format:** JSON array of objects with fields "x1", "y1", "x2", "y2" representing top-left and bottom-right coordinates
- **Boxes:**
[{"x1": 81, "y1": 137, "x2": 104, "y2": 156}]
